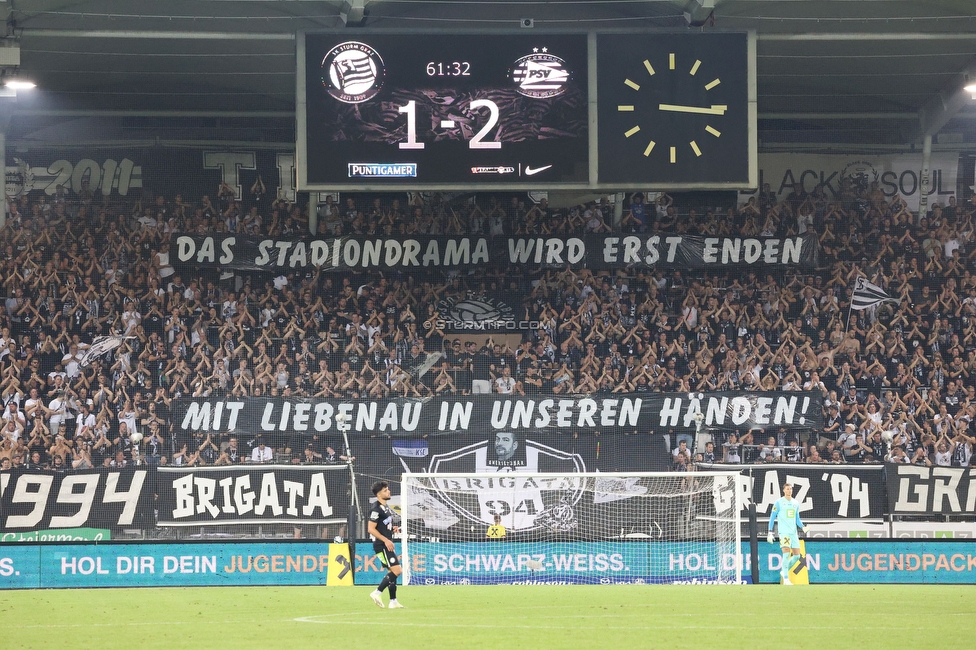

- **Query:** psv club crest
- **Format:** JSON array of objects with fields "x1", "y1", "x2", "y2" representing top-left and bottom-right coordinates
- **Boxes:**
[{"x1": 509, "y1": 47, "x2": 571, "y2": 99}]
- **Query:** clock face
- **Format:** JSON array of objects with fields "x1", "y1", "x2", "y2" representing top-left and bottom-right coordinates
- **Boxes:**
[{"x1": 597, "y1": 33, "x2": 751, "y2": 187}]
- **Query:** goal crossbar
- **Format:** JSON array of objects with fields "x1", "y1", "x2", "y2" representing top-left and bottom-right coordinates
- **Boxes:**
[{"x1": 399, "y1": 471, "x2": 743, "y2": 585}]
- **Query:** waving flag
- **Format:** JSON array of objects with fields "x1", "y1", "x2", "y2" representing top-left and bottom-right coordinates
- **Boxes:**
[
  {"x1": 392, "y1": 438, "x2": 429, "y2": 458},
  {"x1": 851, "y1": 276, "x2": 900, "y2": 311},
  {"x1": 78, "y1": 335, "x2": 128, "y2": 367}
]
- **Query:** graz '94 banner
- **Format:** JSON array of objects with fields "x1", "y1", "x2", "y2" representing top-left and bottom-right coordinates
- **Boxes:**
[
  {"x1": 171, "y1": 233, "x2": 819, "y2": 272},
  {"x1": 172, "y1": 391, "x2": 823, "y2": 439},
  {"x1": 700, "y1": 463, "x2": 886, "y2": 519}
]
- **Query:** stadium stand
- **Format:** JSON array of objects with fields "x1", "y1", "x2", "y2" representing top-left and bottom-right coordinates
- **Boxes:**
[{"x1": 1, "y1": 181, "x2": 975, "y2": 476}]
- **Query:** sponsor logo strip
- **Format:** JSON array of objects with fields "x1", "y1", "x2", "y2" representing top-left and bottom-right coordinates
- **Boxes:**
[{"x1": 348, "y1": 163, "x2": 417, "y2": 178}]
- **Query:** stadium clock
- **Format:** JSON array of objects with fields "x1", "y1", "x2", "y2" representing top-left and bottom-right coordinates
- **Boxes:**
[
  {"x1": 596, "y1": 32, "x2": 756, "y2": 188},
  {"x1": 298, "y1": 32, "x2": 590, "y2": 190}
]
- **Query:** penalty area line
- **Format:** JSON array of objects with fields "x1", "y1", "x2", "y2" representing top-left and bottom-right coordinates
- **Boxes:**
[
  {"x1": 291, "y1": 616, "x2": 927, "y2": 631},
  {"x1": 16, "y1": 620, "x2": 254, "y2": 630},
  {"x1": 18, "y1": 622, "x2": 195, "y2": 630}
]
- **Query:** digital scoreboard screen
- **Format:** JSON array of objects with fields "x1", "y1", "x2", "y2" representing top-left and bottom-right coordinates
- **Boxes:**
[
  {"x1": 298, "y1": 31, "x2": 757, "y2": 191},
  {"x1": 299, "y1": 33, "x2": 590, "y2": 189}
]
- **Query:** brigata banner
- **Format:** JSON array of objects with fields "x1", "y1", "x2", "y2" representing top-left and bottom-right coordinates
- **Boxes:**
[
  {"x1": 171, "y1": 233, "x2": 820, "y2": 272},
  {"x1": 886, "y1": 465, "x2": 976, "y2": 516},
  {"x1": 0, "y1": 468, "x2": 151, "y2": 532},
  {"x1": 155, "y1": 465, "x2": 351, "y2": 526},
  {"x1": 700, "y1": 463, "x2": 886, "y2": 519},
  {"x1": 172, "y1": 391, "x2": 823, "y2": 439}
]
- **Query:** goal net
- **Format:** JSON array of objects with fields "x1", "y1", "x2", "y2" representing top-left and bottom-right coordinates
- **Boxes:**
[{"x1": 399, "y1": 471, "x2": 742, "y2": 585}]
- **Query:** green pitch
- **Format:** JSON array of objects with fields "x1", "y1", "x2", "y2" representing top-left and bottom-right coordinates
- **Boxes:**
[{"x1": 2, "y1": 584, "x2": 974, "y2": 649}]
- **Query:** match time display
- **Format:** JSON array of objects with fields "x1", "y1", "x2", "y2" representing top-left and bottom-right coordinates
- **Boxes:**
[{"x1": 299, "y1": 32, "x2": 589, "y2": 189}]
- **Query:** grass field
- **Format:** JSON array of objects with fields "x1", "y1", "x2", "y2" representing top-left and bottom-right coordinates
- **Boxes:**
[{"x1": 3, "y1": 584, "x2": 974, "y2": 649}]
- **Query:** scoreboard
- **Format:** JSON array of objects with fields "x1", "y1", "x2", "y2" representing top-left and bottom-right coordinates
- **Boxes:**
[
  {"x1": 297, "y1": 31, "x2": 756, "y2": 191},
  {"x1": 300, "y1": 33, "x2": 589, "y2": 188}
]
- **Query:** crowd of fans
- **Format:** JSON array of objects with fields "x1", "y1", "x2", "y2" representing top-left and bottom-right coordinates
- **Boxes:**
[{"x1": 0, "y1": 172, "x2": 975, "y2": 475}]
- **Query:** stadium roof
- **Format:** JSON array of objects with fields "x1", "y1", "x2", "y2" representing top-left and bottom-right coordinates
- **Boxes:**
[{"x1": 2, "y1": 0, "x2": 976, "y2": 148}]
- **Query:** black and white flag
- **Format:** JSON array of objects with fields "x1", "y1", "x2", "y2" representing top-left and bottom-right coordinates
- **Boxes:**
[
  {"x1": 78, "y1": 335, "x2": 128, "y2": 367},
  {"x1": 851, "y1": 276, "x2": 899, "y2": 311}
]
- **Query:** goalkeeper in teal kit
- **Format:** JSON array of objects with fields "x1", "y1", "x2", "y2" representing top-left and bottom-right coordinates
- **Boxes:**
[{"x1": 767, "y1": 483, "x2": 805, "y2": 585}]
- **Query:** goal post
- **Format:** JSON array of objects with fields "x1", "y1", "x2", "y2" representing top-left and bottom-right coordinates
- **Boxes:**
[{"x1": 400, "y1": 471, "x2": 743, "y2": 585}]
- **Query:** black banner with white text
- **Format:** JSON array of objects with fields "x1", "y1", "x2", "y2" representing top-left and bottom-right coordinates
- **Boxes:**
[
  {"x1": 0, "y1": 468, "x2": 151, "y2": 531},
  {"x1": 886, "y1": 464, "x2": 976, "y2": 516},
  {"x1": 7, "y1": 461, "x2": 962, "y2": 533},
  {"x1": 155, "y1": 465, "x2": 351, "y2": 526},
  {"x1": 701, "y1": 463, "x2": 886, "y2": 519},
  {"x1": 171, "y1": 392, "x2": 823, "y2": 439},
  {"x1": 171, "y1": 233, "x2": 820, "y2": 272}
]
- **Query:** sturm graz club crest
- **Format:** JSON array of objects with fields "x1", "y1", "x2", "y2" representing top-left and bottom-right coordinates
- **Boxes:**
[
  {"x1": 322, "y1": 41, "x2": 385, "y2": 104},
  {"x1": 509, "y1": 47, "x2": 571, "y2": 99}
]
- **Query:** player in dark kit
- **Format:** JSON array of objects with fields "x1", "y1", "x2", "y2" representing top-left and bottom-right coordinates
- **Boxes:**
[{"x1": 368, "y1": 480, "x2": 405, "y2": 609}]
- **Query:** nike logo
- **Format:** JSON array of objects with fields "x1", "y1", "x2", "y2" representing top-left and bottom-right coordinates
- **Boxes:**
[{"x1": 524, "y1": 164, "x2": 553, "y2": 176}]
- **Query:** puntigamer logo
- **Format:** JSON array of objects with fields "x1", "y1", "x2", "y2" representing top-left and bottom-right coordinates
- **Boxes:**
[
  {"x1": 322, "y1": 41, "x2": 385, "y2": 103},
  {"x1": 348, "y1": 163, "x2": 418, "y2": 178}
]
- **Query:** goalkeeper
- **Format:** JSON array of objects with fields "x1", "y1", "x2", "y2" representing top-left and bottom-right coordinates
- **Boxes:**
[{"x1": 767, "y1": 482, "x2": 805, "y2": 585}]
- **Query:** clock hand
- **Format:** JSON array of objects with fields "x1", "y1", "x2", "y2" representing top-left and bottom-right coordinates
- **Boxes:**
[{"x1": 658, "y1": 104, "x2": 728, "y2": 115}]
